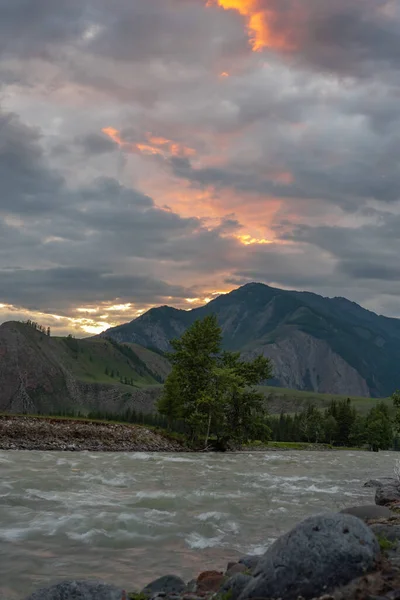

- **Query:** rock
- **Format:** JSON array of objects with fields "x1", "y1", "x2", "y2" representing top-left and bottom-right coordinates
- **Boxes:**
[
  {"x1": 186, "y1": 579, "x2": 197, "y2": 593},
  {"x1": 341, "y1": 505, "x2": 393, "y2": 521},
  {"x1": 364, "y1": 478, "x2": 398, "y2": 488},
  {"x1": 142, "y1": 575, "x2": 186, "y2": 597},
  {"x1": 376, "y1": 482, "x2": 400, "y2": 507},
  {"x1": 238, "y1": 555, "x2": 261, "y2": 572},
  {"x1": 226, "y1": 563, "x2": 248, "y2": 577},
  {"x1": 238, "y1": 513, "x2": 380, "y2": 600},
  {"x1": 196, "y1": 571, "x2": 225, "y2": 593},
  {"x1": 24, "y1": 580, "x2": 124, "y2": 600},
  {"x1": 220, "y1": 574, "x2": 252, "y2": 600}
]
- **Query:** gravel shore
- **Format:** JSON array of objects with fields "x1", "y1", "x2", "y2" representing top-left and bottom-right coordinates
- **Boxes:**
[{"x1": 0, "y1": 415, "x2": 186, "y2": 452}]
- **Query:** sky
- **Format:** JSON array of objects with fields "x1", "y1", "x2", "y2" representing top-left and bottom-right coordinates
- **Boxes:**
[{"x1": 1, "y1": 0, "x2": 400, "y2": 336}]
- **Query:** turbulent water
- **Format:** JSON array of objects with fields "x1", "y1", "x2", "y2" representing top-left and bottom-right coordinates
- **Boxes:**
[{"x1": 0, "y1": 450, "x2": 396, "y2": 599}]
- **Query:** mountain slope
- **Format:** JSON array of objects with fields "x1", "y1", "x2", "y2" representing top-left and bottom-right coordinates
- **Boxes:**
[
  {"x1": 102, "y1": 283, "x2": 400, "y2": 397},
  {"x1": 0, "y1": 322, "x2": 169, "y2": 415}
]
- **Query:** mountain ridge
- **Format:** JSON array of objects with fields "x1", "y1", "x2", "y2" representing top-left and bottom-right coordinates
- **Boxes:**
[{"x1": 102, "y1": 282, "x2": 400, "y2": 397}]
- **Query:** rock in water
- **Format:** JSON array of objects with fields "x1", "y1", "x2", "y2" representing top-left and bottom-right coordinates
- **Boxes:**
[
  {"x1": 142, "y1": 575, "x2": 186, "y2": 596},
  {"x1": 239, "y1": 513, "x2": 380, "y2": 600},
  {"x1": 24, "y1": 580, "x2": 124, "y2": 600},
  {"x1": 375, "y1": 481, "x2": 400, "y2": 506},
  {"x1": 340, "y1": 505, "x2": 393, "y2": 521}
]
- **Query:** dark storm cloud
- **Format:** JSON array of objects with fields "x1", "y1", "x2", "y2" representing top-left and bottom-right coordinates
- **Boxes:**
[
  {"x1": 0, "y1": 111, "x2": 63, "y2": 214},
  {"x1": 0, "y1": 0, "x2": 87, "y2": 58},
  {"x1": 0, "y1": 267, "x2": 192, "y2": 314}
]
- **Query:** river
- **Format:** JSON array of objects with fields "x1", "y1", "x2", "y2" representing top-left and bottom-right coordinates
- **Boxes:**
[{"x1": 0, "y1": 450, "x2": 396, "y2": 599}]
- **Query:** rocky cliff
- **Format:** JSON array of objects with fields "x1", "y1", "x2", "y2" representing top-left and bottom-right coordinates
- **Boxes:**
[{"x1": 0, "y1": 321, "x2": 165, "y2": 415}]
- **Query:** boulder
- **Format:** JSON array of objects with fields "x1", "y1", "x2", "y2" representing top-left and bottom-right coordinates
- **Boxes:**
[
  {"x1": 226, "y1": 563, "x2": 248, "y2": 577},
  {"x1": 220, "y1": 574, "x2": 252, "y2": 600},
  {"x1": 238, "y1": 513, "x2": 380, "y2": 600},
  {"x1": 237, "y1": 555, "x2": 261, "y2": 572},
  {"x1": 341, "y1": 505, "x2": 393, "y2": 521},
  {"x1": 196, "y1": 571, "x2": 225, "y2": 593},
  {"x1": 376, "y1": 482, "x2": 400, "y2": 507},
  {"x1": 24, "y1": 580, "x2": 124, "y2": 600},
  {"x1": 142, "y1": 575, "x2": 186, "y2": 597}
]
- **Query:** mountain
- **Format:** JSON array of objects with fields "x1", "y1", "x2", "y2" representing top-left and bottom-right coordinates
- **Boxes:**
[
  {"x1": 102, "y1": 283, "x2": 400, "y2": 398},
  {"x1": 0, "y1": 321, "x2": 170, "y2": 415}
]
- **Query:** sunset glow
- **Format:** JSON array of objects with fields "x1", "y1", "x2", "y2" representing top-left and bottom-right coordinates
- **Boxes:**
[
  {"x1": 207, "y1": 0, "x2": 290, "y2": 51},
  {"x1": 102, "y1": 128, "x2": 196, "y2": 159}
]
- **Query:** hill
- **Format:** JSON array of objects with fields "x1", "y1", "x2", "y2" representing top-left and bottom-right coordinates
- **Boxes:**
[
  {"x1": 0, "y1": 321, "x2": 170, "y2": 415},
  {"x1": 102, "y1": 282, "x2": 400, "y2": 398}
]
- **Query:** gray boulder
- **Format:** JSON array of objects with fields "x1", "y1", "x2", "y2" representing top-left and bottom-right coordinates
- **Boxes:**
[
  {"x1": 220, "y1": 574, "x2": 252, "y2": 600},
  {"x1": 237, "y1": 555, "x2": 261, "y2": 572},
  {"x1": 375, "y1": 481, "x2": 400, "y2": 506},
  {"x1": 239, "y1": 513, "x2": 380, "y2": 600},
  {"x1": 142, "y1": 575, "x2": 186, "y2": 597},
  {"x1": 24, "y1": 580, "x2": 124, "y2": 600},
  {"x1": 341, "y1": 505, "x2": 393, "y2": 521}
]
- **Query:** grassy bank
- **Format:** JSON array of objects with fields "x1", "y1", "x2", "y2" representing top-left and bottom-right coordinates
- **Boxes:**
[{"x1": 259, "y1": 385, "x2": 390, "y2": 415}]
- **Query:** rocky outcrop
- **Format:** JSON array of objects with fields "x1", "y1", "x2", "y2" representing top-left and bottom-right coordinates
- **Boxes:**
[
  {"x1": 365, "y1": 477, "x2": 400, "y2": 507},
  {"x1": 245, "y1": 330, "x2": 370, "y2": 397},
  {"x1": 0, "y1": 416, "x2": 185, "y2": 452}
]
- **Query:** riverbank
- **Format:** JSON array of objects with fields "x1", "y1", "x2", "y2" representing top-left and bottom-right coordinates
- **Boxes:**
[
  {"x1": 0, "y1": 415, "x2": 186, "y2": 452},
  {"x1": 0, "y1": 415, "x2": 365, "y2": 452}
]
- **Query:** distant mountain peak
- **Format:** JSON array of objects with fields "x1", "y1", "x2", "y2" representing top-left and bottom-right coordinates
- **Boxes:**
[{"x1": 102, "y1": 282, "x2": 400, "y2": 398}]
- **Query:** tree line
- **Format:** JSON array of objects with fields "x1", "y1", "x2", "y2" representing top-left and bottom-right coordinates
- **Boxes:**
[
  {"x1": 269, "y1": 398, "x2": 394, "y2": 451},
  {"x1": 22, "y1": 320, "x2": 51, "y2": 336}
]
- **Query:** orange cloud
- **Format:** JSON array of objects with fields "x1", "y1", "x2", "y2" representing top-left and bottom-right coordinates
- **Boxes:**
[
  {"x1": 101, "y1": 128, "x2": 195, "y2": 158},
  {"x1": 207, "y1": 0, "x2": 290, "y2": 51}
]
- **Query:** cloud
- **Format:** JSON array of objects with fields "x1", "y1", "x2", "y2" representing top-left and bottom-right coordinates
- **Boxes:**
[{"x1": 1, "y1": 0, "x2": 400, "y2": 332}]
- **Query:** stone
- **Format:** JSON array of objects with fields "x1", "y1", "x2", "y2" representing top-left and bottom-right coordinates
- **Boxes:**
[
  {"x1": 24, "y1": 580, "x2": 124, "y2": 600},
  {"x1": 226, "y1": 563, "x2": 248, "y2": 577},
  {"x1": 364, "y1": 478, "x2": 398, "y2": 488},
  {"x1": 341, "y1": 505, "x2": 393, "y2": 521},
  {"x1": 376, "y1": 482, "x2": 400, "y2": 507},
  {"x1": 237, "y1": 555, "x2": 261, "y2": 572},
  {"x1": 142, "y1": 575, "x2": 186, "y2": 597},
  {"x1": 196, "y1": 571, "x2": 225, "y2": 593},
  {"x1": 238, "y1": 512, "x2": 380, "y2": 600},
  {"x1": 220, "y1": 574, "x2": 252, "y2": 600}
]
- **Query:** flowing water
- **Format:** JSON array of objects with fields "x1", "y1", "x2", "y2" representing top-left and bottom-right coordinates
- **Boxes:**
[{"x1": 0, "y1": 450, "x2": 396, "y2": 599}]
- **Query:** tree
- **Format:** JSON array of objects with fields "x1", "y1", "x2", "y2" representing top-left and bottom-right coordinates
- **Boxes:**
[
  {"x1": 158, "y1": 316, "x2": 273, "y2": 448},
  {"x1": 323, "y1": 415, "x2": 338, "y2": 445},
  {"x1": 392, "y1": 390, "x2": 400, "y2": 431},
  {"x1": 365, "y1": 403, "x2": 393, "y2": 451}
]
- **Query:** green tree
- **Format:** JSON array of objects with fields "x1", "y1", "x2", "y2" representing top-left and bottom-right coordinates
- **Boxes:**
[
  {"x1": 158, "y1": 316, "x2": 273, "y2": 448},
  {"x1": 365, "y1": 403, "x2": 393, "y2": 451},
  {"x1": 323, "y1": 414, "x2": 338, "y2": 445}
]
